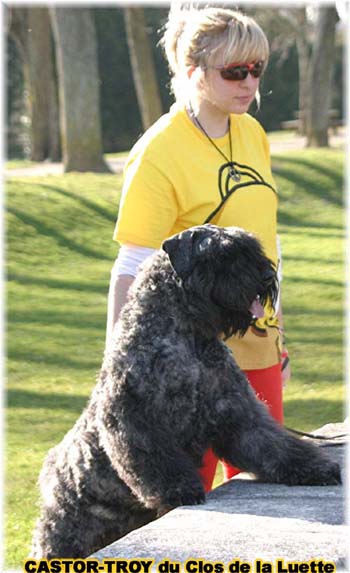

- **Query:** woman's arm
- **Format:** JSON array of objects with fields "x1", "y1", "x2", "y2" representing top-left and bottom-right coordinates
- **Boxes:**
[
  {"x1": 105, "y1": 244, "x2": 156, "y2": 348},
  {"x1": 277, "y1": 303, "x2": 291, "y2": 386},
  {"x1": 106, "y1": 273, "x2": 135, "y2": 344}
]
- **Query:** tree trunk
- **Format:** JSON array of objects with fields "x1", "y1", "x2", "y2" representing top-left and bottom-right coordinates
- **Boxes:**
[
  {"x1": 294, "y1": 8, "x2": 309, "y2": 136},
  {"x1": 47, "y1": 44, "x2": 61, "y2": 162},
  {"x1": 124, "y1": 7, "x2": 163, "y2": 131},
  {"x1": 306, "y1": 7, "x2": 339, "y2": 147},
  {"x1": 50, "y1": 7, "x2": 110, "y2": 172},
  {"x1": 10, "y1": 7, "x2": 60, "y2": 161}
]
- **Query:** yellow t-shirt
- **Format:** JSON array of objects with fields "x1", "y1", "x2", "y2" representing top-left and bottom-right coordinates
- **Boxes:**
[{"x1": 114, "y1": 103, "x2": 281, "y2": 370}]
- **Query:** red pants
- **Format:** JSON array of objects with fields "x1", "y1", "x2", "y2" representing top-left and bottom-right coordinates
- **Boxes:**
[{"x1": 198, "y1": 362, "x2": 284, "y2": 492}]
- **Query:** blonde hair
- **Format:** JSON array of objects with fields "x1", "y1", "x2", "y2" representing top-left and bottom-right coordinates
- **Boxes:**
[{"x1": 161, "y1": 6, "x2": 269, "y2": 102}]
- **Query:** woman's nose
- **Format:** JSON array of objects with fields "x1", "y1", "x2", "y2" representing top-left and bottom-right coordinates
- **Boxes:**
[{"x1": 241, "y1": 74, "x2": 259, "y2": 88}]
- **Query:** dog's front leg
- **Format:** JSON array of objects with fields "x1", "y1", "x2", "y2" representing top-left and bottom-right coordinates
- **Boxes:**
[
  {"x1": 211, "y1": 367, "x2": 341, "y2": 486},
  {"x1": 98, "y1": 408, "x2": 205, "y2": 513}
]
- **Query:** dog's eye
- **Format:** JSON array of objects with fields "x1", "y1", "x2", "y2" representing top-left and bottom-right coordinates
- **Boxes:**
[{"x1": 197, "y1": 237, "x2": 213, "y2": 253}]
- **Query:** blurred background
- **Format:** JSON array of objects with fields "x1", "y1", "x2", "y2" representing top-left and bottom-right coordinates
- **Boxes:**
[{"x1": 6, "y1": 4, "x2": 346, "y2": 167}]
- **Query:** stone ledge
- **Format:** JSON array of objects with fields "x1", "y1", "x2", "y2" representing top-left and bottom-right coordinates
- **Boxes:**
[{"x1": 92, "y1": 423, "x2": 349, "y2": 571}]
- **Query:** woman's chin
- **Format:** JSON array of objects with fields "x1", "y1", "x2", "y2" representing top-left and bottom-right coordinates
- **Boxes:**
[{"x1": 230, "y1": 99, "x2": 254, "y2": 114}]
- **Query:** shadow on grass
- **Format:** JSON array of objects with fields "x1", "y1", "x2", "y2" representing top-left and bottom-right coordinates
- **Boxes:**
[
  {"x1": 273, "y1": 157, "x2": 343, "y2": 207},
  {"x1": 8, "y1": 271, "x2": 110, "y2": 294},
  {"x1": 283, "y1": 254, "x2": 343, "y2": 265},
  {"x1": 287, "y1": 368, "x2": 344, "y2": 384},
  {"x1": 8, "y1": 307, "x2": 106, "y2": 329},
  {"x1": 290, "y1": 337, "x2": 342, "y2": 348},
  {"x1": 7, "y1": 388, "x2": 88, "y2": 412},
  {"x1": 285, "y1": 309, "x2": 343, "y2": 346},
  {"x1": 277, "y1": 211, "x2": 344, "y2": 232},
  {"x1": 7, "y1": 206, "x2": 114, "y2": 261},
  {"x1": 37, "y1": 184, "x2": 117, "y2": 223},
  {"x1": 279, "y1": 225, "x2": 344, "y2": 236},
  {"x1": 273, "y1": 154, "x2": 344, "y2": 181},
  {"x1": 284, "y1": 305, "x2": 343, "y2": 318},
  {"x1": 7, "y1": 348, "x2": 100, "y2": 370},
  {"x1": 286, "y1": 276, "x2": 344, "y2": 288}
]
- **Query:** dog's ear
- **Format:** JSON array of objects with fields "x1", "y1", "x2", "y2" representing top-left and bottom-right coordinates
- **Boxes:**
[{"x1": 162, "y1": 231, "x2": 194, "y2": 278}]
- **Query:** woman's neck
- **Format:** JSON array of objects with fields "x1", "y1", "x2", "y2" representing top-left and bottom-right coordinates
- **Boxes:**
[{"x1": 188, "y1": 98, "x2": 230, "y2": 138}]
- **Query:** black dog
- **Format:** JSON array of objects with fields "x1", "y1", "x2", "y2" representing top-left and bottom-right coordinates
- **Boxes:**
[{"x1": 31, "y1": 225, "x2": 341, "y2": 558}]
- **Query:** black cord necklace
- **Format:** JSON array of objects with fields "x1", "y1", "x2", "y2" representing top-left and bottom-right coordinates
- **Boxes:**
[{"x1": 188, "y1": 104, "x2": 241, "y2": 182}]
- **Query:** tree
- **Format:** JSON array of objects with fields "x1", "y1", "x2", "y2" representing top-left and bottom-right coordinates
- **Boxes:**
[
  {"x1": 9, "y1": 7, "x2": 60, "y2": 161},
  {"x1": 255, "y1": 6, "x2": 341, "y2": 144},
  {"x1": 306, "y1": 6, "x2": 339, "y2": 147},
  {"x1": 124, "y1": 7, "x2": 163, "y2": 130},
  {"x1": 50, "y1": 7, "x2": 110, "y2": 172},
  {"x1": 283, "y1": 8, "x2": 310, "y2": 135},
  {"x1": 254, "y1": 7, "x2": 310, "y2": 134}
]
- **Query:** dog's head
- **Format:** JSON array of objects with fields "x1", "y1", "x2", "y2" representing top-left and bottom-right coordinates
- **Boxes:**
[{"x1": 162, "y1": 224, "x2": 278, "y2": 338}]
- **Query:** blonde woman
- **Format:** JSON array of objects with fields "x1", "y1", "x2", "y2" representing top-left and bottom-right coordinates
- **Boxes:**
[{"x1": 107, "y1": 6, "x2": 290, "y2": 492}]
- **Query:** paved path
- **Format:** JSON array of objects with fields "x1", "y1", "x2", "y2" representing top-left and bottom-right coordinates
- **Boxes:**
[
  {"x1": 5, "y1": 128, "x2": 345, "y2": 178},
  {"x1": 269, "y1": 127, "x2": 345, "y2": 154},
  {"x1": 4, "y1": 156, "x2": 127, "y2": 178}
]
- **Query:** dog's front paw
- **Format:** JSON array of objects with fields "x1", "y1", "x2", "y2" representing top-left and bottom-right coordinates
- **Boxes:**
[
  {"x1": 157, "y1": 480, "x2": 205, "y2": 516},
  {"x1": 288, "y1": 458, "x2": 342, "y2": 486},
  {"x1": 312, "y1": 459, "x2": 342, "y2": 485}
]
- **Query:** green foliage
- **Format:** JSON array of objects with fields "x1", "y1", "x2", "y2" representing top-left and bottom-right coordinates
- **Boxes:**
[{"x1": 5, "y1": 146, "x2": 345, "y2": 566}]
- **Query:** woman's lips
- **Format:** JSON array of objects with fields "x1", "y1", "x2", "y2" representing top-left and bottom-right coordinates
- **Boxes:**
[{"x1": 235, "y1": 95, "x2": 253, "y2": 104}]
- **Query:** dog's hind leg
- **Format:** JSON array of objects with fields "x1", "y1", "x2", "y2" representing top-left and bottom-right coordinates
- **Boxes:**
[
  {"x1": 31, "y1": 505, "x2": 97, "y2": 558},
  {"x1": 31, "y1": 501, "x2": 155, "y2": 558}
]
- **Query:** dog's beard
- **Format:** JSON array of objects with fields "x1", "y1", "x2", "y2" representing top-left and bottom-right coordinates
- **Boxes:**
[
  {"x1": 258, "y1": 272, "x2": 279, "y2": 311},
  {"x1": 210, "y1": 280, "x2": 254, "y2": 339},
  {"x1": 221, "y1": 310, "x2": 253, "y2": 339},
  {"x1": 210, "y1": 270, "x2": 278, "y2": 339},
  {"x1": 183, "y1": 272, "x2": 252, "y2": 339},
  {"x1": 181, "y1": 261, "x2": 278, "y2": 339}
]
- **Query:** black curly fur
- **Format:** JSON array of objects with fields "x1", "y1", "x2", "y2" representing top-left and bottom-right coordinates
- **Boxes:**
[{"x1": 31, "y1": 225, "x2": 341, "y2": 559}]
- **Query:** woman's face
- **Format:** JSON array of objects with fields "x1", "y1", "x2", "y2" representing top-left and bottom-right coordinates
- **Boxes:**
[{"x1": 198, "y1": 54, "x2": 261, "y2": 115}]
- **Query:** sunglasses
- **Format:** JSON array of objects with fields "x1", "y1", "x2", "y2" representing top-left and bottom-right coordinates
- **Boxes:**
[{"x1": 212, "y1": 60, "x2": 265, "y2": 81}]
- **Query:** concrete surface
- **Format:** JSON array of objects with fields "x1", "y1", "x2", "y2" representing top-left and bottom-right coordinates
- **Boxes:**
[{"x1": 91, "y1": 422, "x2": 349, "y2": 571}]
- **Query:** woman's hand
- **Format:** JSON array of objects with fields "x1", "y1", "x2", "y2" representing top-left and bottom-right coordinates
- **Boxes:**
[{"x1": 281, "y1": 348, "x2": 291, "y2": 386}]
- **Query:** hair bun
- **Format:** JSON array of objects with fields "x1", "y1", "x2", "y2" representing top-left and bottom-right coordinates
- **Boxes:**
[{"x1": 160, "y1": 8, "x2": 191, "y2": 74}]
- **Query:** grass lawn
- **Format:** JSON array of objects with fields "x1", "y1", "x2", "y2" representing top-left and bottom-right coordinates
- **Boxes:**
[
  {"x1": 5, "y1": 147, "x2": 345, "y2": 568},
  {"x1": 5, "y1": 159, "x2": 38, "y2": 170}
]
